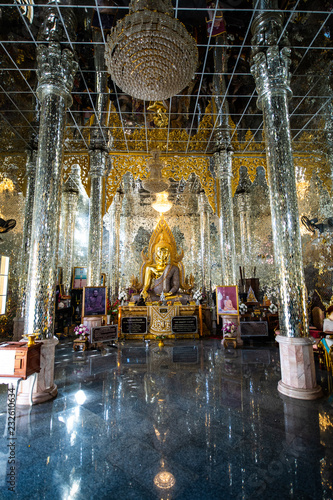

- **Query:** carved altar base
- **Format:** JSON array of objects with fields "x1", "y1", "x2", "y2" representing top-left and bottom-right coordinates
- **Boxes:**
[{"x1": 120, "y1": 305, "x2": 203, "y2": 340}]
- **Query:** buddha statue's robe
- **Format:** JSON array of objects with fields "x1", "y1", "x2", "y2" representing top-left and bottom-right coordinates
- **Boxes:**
[{"x1": 152, "y1": 264, "x2": 180, "y2": 297}]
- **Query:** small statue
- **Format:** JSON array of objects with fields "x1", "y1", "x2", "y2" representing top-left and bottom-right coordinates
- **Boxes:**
[{"x1": 247, "y1": 286, "x2": 258, "y2": 303}]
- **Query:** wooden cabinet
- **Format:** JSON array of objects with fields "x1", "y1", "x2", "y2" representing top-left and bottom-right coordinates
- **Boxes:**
[{"x1": 0, "y1": 342, "x2": 41, "y2": 379}]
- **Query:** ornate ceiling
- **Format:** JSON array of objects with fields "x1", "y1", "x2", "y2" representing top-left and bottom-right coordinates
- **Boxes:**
[{"x1": 0, "y1": 0, "x2": 332, "y2": 207}]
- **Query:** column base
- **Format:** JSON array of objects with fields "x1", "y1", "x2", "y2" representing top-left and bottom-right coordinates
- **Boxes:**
[
  {"x1": 278, "y1": 380, "x2": 322, "y2": 400},
  {"x1": 276, "y1": 335, "x2": 322, "y2": 400},
  {"x1": 16, "y1": 336, "x2": 59, "y2": 406}
]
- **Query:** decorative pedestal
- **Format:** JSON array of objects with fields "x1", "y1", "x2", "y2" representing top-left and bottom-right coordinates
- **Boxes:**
[
  {"x1": 222, "y1": 337, "x2": 237, "y2": 349},
  {"x1": 16, "y1": 337, "x2": 59, "y2": 405},
  {"x1": 73, "y1": 338, "x2": 89, "y2": 352},
  {"x1": 83, "y1": 316, "x2": 103, "y2": 333},
  {"x1": 221, "y1": 315, "x2": 243, "y2": 346},
  {"x1": 276, "y1": 335, "x2": 322, "y2": 400}
]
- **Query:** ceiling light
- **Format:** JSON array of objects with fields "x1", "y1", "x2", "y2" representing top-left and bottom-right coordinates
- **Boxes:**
[
  {"x1": 105, "y1": 0, "x2": 198, "y2": 101},
  {"x1": 152, "y1": 191, "x2": 172, "y2": 213}
]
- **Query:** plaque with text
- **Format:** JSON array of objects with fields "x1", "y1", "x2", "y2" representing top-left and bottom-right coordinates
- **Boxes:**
[
  {"x1": 240, "y1": 321, "x2": 268, "y2": 337},
  {"x1": 171, "y1": 316, "x2": 197, "y2": 334},
  {"x1": 122, "y1": 316, "x2": 147, "y2": 334},
  {"x1": 91, "y1": 325, "x2": 118, "y2": 343}
]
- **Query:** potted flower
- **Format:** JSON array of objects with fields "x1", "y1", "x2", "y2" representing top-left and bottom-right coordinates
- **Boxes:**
[
  {"x1": 118, "y1": 290, "x2": 127, "y2": 306},
  {"x1": 222, "y1": 321, "x2": 237, "y2": 338},
  {"x1": 155, "y1": 335, "x2": 166, "y2": 348},
  {"x1": 74, "y1": 323, "x2": 90, "y2": 340},
  {"x1": 107, "y1": 299, "x2": 120, "y2": 324},
  {"x1": 239, "y1": 303, "x2": 247, "y2": 315}
]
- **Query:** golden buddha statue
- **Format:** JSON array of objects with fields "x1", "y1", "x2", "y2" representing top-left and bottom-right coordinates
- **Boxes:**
[
  {"x1": 141, "y1": 237, "x2": 180, "y2": 300},
  {"x1": 131, "y1": 216, "x2": 194, "y2": 303}
]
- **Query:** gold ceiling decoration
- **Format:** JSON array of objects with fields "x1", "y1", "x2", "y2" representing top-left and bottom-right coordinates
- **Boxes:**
[
  {"x1": 107, "y1": 102, "x2": 214, "y2": 152},
  {"x1": 106, "y1": 154, "x2": 215, "y2": 212}
]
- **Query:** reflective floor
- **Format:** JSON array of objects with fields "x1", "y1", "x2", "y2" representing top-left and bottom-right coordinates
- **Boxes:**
[{"x1": 0, "y1": 339, "x2": 333, "y2": 500}]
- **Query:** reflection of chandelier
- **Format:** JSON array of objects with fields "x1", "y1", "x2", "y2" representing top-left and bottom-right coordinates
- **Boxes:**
[
  {"x1": 151, "y1": 191, "x2": 172, "y2": 213},
  {"x1": 142, "y1": 152, "x2": 169, "y2": 193},
  {"x1": 105, "y1": 0, "x2": 198, "y2": 101},
  {"x1": 153, "y1": 471, "x2": 176, "y2": 489}
]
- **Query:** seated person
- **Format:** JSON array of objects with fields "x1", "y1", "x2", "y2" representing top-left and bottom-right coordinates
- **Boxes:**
[
  {"x1": 323, "y1": 305, "x2": 333, "y2": 333},
  {"x1": 86, "y1": 288, "x2": 104, "y2": 315},
  {"x1": 224, "y1": 296, "x2": 236, "y2": 311},
  {"x1": 141, "y1": 239, "x2": 180, "y2": 301}
]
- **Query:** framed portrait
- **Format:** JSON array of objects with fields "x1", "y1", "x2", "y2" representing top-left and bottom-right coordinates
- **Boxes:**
[
  {"x1": 100, "y1": 273, "x2": 106, "y2": 286},
  {"x1": 216, "y1": 286, "x2": 239, "y2": 316},
  {"x1": 83, "y1": 286, "x2": 107, "y2": 317},
  {"x1": 72, "y1": 266, "x2": 87, "y2": 289}
]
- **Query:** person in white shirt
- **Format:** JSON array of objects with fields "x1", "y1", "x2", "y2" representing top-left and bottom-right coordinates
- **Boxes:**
[{"x1": 323, "y1": 305, "x2": 333, "y2": 333}]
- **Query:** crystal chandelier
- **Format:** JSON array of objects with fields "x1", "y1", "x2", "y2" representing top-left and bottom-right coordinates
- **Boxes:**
[
  {"x1": 105, "y1": 0, "x2": 198, "y2": 101},
  {"x1": 142, "y1": 152, "x2": 169, "y2": 193}
]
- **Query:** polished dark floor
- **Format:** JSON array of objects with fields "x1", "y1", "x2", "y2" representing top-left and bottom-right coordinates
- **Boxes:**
[{"x1": 0, "y1": 339, "x2": 333, "y2": 500}]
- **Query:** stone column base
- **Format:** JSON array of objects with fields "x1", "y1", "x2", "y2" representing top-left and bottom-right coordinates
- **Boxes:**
[
  {"x1": 13, "y1": 317, "x2": 25, "y2": 341},
  {"x1": 276, "y1": 335, "x2": 322, "y2": 400},
  {"x1": 17, "y1": 336, "x2": 59, "y2": 405}
]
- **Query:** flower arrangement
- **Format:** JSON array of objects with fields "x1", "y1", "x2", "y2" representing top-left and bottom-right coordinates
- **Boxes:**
[
  {"x1": 269, "y1": 303, "x2": 278, "y2": 314},
  {"x1": 74, "y1": 324, "x2": 89, "y2": 338},
  {"x1": 193, "y1": 290, "x2": 203, "y2": 301},
  {"x1": 239, "y1": 303, "x2": 247, "y2": 314},
  {"x1": 107, "y1": 298, "x2": 120, "y2": 317},
  {"x1": 118, "y1": 290, "x2": 127, "y2": 302},
  {"x1": 223, "y1": 321, "x2": 237, "y2": 338}
]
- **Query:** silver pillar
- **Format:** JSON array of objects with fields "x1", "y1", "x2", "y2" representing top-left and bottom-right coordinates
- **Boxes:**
[
  {"x1": 198, "y1": 191, "x2": 211, "y2": 291},
  {"x1": 251, "y1": 2, "x2": 321, "y2": 399},
  {"x1": 107, "y1": 191, "x2": 123, "y2": 299},
  {"x1": 62, "y1": 165, "x2": 80, "y2": 296},
  {"x1": 24, "y1": 37, "x2": 78, "y2": 337},
  {"x1": 17, "y1": 149, "x2": 37, "y2": 319},
  {"x1": 251, "y1": 6, "x2": 307, "y2": 338},
  {"x1": 215, "y1": 151, "x2": 236, "y2": 285},
  {"x1": 119, "y1": 174, "x2": 134, "y2": 290},
  {"x1": 87, "y1": 149, "x2": 107, "y2": 286},
  {"x1": 90, "y1": 30, "x2": 108, "y2": 150},
  {"x1": 325, "y1": 80, "x2": 333, "y2": 191},
  {"x1": 234, "y1": 167, "x2": 252, "y2": 270}
]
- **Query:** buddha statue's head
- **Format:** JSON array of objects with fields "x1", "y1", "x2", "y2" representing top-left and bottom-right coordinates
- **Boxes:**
[{"x1": 154, "y1": 236, "x2": 172, "y2": 267}]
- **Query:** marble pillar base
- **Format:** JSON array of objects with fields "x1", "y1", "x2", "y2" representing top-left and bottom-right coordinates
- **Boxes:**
[
  {"x1": 17, "y1": 337, "x2": 59, "y2": 405},
  {"x1": 276, "y1": 335, "x2": 322, "y2": 400},
  {"x1": 13, "y1": 317, "x2": 25, "y2": 341}
]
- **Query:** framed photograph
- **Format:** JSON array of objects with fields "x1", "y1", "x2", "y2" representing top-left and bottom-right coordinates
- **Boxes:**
[
  {"x1": 83, "y1": 286, "x2": 107, "y2": 317},
  {"x1": 100, "y1": 273, "x2": 106, "y2": 286},
  {"x1": 216, "y1": 286, "x2": 239, "y2": 315},
  {"x1": 72, "y1": 266, "x2": 87, "y2": 289}
]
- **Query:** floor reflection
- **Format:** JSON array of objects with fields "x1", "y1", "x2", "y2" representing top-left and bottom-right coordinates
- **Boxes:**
[{"x1": 0, "y1": 339, "x2": 332, "y2": 499}]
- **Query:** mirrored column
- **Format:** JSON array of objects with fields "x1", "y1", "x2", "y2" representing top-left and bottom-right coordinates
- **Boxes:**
[{"x1": 24, "y1": 24, "x2": 78, "y2": 337}]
